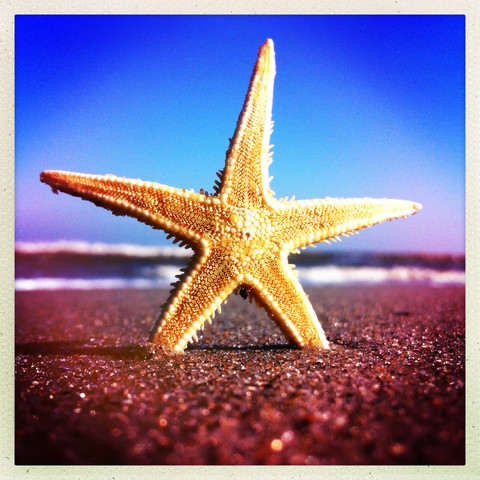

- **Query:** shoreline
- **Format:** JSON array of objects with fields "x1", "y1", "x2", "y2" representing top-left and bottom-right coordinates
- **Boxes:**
[{"x1": 15, "y1": 285, "x2": 465, "y2": 465}]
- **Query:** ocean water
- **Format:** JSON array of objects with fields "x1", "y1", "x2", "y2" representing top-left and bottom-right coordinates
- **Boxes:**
[{"x1": 15, "y1": 241, "x2": 465, "y2": 291}]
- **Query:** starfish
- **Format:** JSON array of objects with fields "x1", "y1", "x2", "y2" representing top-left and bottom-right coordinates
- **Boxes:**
[{"x1": 40, "y1": 39, "x2": 421, "y2": 353}]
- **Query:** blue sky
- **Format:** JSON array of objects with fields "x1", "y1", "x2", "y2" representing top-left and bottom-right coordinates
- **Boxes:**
[{"x1": 15, "y1": 15, "x2": 465, "y2": 253}]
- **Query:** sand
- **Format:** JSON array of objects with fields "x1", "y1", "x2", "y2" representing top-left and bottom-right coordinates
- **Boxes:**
[{"x1": 15, "y1": 285, "x2": 465, "y2": 465}]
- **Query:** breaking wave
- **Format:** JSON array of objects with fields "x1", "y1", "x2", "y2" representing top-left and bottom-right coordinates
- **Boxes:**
[{"x1": 15, "y1": 241, "x2": 465, "y2": 291}]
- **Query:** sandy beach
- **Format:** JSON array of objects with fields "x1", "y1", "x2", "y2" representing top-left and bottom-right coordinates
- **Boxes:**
[{"x1": 15, "y1": 285, "x2": 465, "y2": 465}]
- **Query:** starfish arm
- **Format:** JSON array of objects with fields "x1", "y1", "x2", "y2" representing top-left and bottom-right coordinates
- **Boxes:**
[
  {"x1": 274, "y1": 197, "x2": 422, "y2": 250},
  {"x1": 217, "y1": 39, "x2": 276, "y2": 207},
  {"x1": 149, "y1": 246, "x2": 239, "y2": 352},
  {"x1": 40, "y1": 170, "x2": 218, "y2": 243},
  {"x1": 244, "y1": 254, "x2": 330, "y2": 349}
]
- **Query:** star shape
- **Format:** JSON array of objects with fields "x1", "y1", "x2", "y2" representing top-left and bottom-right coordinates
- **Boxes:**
[{"x1": 40, "y1": 39, "x2": 421, "y2": 353}]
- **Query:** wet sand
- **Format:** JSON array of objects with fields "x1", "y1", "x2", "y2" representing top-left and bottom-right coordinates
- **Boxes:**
[{"x1": 15, "y1": 286, "x2": 465, "y2": 465}]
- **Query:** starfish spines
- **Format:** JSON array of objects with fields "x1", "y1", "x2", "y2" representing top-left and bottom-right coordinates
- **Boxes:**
[
  {"x1": 40, "y1": 39, "x2": 421, "y2": 353},
  {"x1": 40, "y1": 170, "x2": 226, "y2": 244},
  {"x1": 276, "y1": 197, "x2": 422, "y2": 251},
  {"x1": 219, "y1": 39, "x2": 275, "y2": 208},
  {"x1": 247, "y1": 254, "x2": 330, "y2": 348},
  {"x1": 150, "y1": 247, "x2": 240, "y2": 351}
]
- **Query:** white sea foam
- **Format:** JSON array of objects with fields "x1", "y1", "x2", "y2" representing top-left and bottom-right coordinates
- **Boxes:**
[
  {"x1": 15, "y1": 240, "x2": 191, "y2": 258},
  {"x1": 15, "y1": 277, "x2": 173, "y2": 291},
  {"x1": 15, "y1": 265, "x2": 464, "y2": 291},
  {"x1": 297, "y1": 266, "x2": 465, "y2": 286}
]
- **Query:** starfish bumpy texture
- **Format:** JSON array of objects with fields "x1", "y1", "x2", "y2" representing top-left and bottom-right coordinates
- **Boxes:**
[{"x1": 40, "y1": 39, "x2": 421, "y2": 353}]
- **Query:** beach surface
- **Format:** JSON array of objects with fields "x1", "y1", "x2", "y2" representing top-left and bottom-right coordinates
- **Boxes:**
[{"x1": 15, "y1": 285, "x2": 465, "y2": 465}]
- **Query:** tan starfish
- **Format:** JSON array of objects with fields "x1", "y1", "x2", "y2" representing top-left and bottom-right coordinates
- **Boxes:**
[{"x1": 40, "y1": 39, "x2": 421, "y2": 353}]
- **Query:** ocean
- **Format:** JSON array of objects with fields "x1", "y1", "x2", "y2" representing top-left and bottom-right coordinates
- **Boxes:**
[{"x1": 15, "y1": 241, "x2": 465, "y2": 291}]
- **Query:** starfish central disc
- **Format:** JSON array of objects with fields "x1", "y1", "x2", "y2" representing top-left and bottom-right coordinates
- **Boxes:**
[{"x1": 221, "y1": 206, "x2": 273, "y2": 246}]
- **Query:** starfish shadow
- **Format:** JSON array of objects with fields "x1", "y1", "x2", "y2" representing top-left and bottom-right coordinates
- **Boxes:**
[
  {"x1": 188, "y1": 343, "x2": 294, "y2": 352},
  {"x1": 15, "y1": 341, "x2": 151, "y2": 360},
  {"x1": 15, "y1": 340, "x2": 298, "y2": 358}
]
